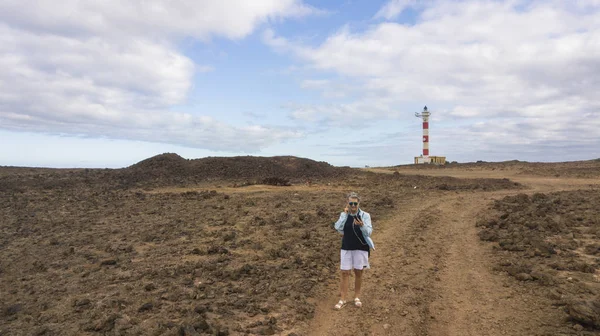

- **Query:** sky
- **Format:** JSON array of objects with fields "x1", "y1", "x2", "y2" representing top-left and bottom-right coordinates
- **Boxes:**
[{"x1": 1, "y1": 0, "x2": 600, "y2": 168}]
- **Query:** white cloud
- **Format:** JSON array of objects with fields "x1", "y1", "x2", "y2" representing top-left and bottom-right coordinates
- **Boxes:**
[
  {"x1": 284, "y1": 100, "x2": 399, "y2": 124},
  {"x1": 300, "y1": 79, "x2": 331, "y2": 89},
  {"x1": 299, "y1": 79, "x2": 356, "y2": 98},
  {"x1": 0, "y1": 0, "x2": 321, "y2": 40},
  {"x1": 266, "y1": 0, "x2": 600, "y2": 159},
  {"x1": 374, "y1": 0, "x2": 419, "y2": 20},
  {"x1": 0, "y1": 0, "x2": 316, "y2": 151}
]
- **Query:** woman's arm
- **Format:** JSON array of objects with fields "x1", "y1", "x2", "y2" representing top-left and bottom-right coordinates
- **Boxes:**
[
  {"x1": 334, "y1": 212, "x2": 347, "y2": 234},
  {"x1": 360, "y1": 212, "x2": 372, "y2": 237}
]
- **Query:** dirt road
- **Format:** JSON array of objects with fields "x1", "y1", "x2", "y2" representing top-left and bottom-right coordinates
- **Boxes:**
[{"x1": 308, "y1": 170, "x2": 600, "y2": 336}]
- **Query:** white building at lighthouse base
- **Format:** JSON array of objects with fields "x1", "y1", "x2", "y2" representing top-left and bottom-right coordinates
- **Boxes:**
[{"x1": 414, "y1": 155, "x2": 446, "y2": 165}]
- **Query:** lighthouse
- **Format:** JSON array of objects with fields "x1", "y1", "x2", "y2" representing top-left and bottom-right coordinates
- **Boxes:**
[
  {"x1": 414, "y1": 106, "x2": 446, "y2": 164},
  {"x1": 415, "y1": 106, "x2": 431, "y2": 158}
]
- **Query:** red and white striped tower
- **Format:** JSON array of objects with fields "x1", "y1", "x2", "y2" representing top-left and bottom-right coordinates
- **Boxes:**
[{"x1": 415, "y1": 106, "x2": 431, "y2": 159}]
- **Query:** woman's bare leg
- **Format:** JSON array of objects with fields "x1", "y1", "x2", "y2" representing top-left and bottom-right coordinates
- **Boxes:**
[
  {"x1": 353, "y1": 269, "x2": 363, "y2": 299},
  {"x1": 340, "y1": 270, "x2": 350, "y2": 300}
]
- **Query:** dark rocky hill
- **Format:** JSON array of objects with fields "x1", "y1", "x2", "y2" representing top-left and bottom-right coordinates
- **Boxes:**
[{"x1": 118, "y1": 153, "x2": 350, "y2": 187}]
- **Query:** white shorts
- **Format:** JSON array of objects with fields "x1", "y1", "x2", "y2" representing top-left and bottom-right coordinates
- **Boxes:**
[{"x1": 340, "y1": 249, "x2": 370, "y2": 270}]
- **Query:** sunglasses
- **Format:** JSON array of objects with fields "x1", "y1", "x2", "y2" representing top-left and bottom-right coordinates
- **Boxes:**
[{"x1": 348, "y1": 202, "x2": 359, "y2": 206}]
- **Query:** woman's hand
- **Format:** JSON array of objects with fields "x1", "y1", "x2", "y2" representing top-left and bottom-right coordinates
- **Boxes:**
[
  {"x1": 344, "y1": 206, "x2": 349, "y2": 214},
  {"x1": 354, "y1": 218, "x2": 364, "y2": 226}
]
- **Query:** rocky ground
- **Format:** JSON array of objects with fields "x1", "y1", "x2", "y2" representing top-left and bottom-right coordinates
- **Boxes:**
[
  {"x1": 390, "y1": 159, "x2": 600, "y2": 179},
  {"x1": 478, "y1": 190, "x2": 600, "y2": 332},
  {"x1": 1, "y1": 154, "x2": 599, "y2": 335}
]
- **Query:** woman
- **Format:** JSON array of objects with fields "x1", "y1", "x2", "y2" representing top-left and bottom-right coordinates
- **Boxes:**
[{"x1": 333, "y1": 192, "x2": 375, "y2": 309}]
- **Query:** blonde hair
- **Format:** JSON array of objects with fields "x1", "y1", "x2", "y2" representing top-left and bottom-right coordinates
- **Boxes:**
[{"x1": 347, "y1": 192, "x2": 360, "y2": 202}]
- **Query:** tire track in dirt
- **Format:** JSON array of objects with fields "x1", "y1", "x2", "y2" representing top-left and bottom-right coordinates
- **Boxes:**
[
  {"x1": 424, "y1": 192, "x2": 563, "y2": 336},
  {"x1": 307, "y1": 175, "x2": 600, "y2": 336},
  {"x1": 308, "y1": 195, "x2": 450, "y2": 336}
]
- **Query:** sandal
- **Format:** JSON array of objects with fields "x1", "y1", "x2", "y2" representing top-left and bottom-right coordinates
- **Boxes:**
[
  {"x1": 334, "y1": 300, "x2": 346, "y2": 310},
  {"x1": 354, "y1": 298, "x2": 362, "y2": 308}
]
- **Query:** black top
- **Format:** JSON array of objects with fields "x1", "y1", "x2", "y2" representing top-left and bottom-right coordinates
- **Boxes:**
[{"x1": 341, "y1": 212, "x2": 370, "y2": 251}]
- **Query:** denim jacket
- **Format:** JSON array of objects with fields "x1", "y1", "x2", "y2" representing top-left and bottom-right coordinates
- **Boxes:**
[{"x1": 334, "y1": 209, "x2": 375, "y2": 250}]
